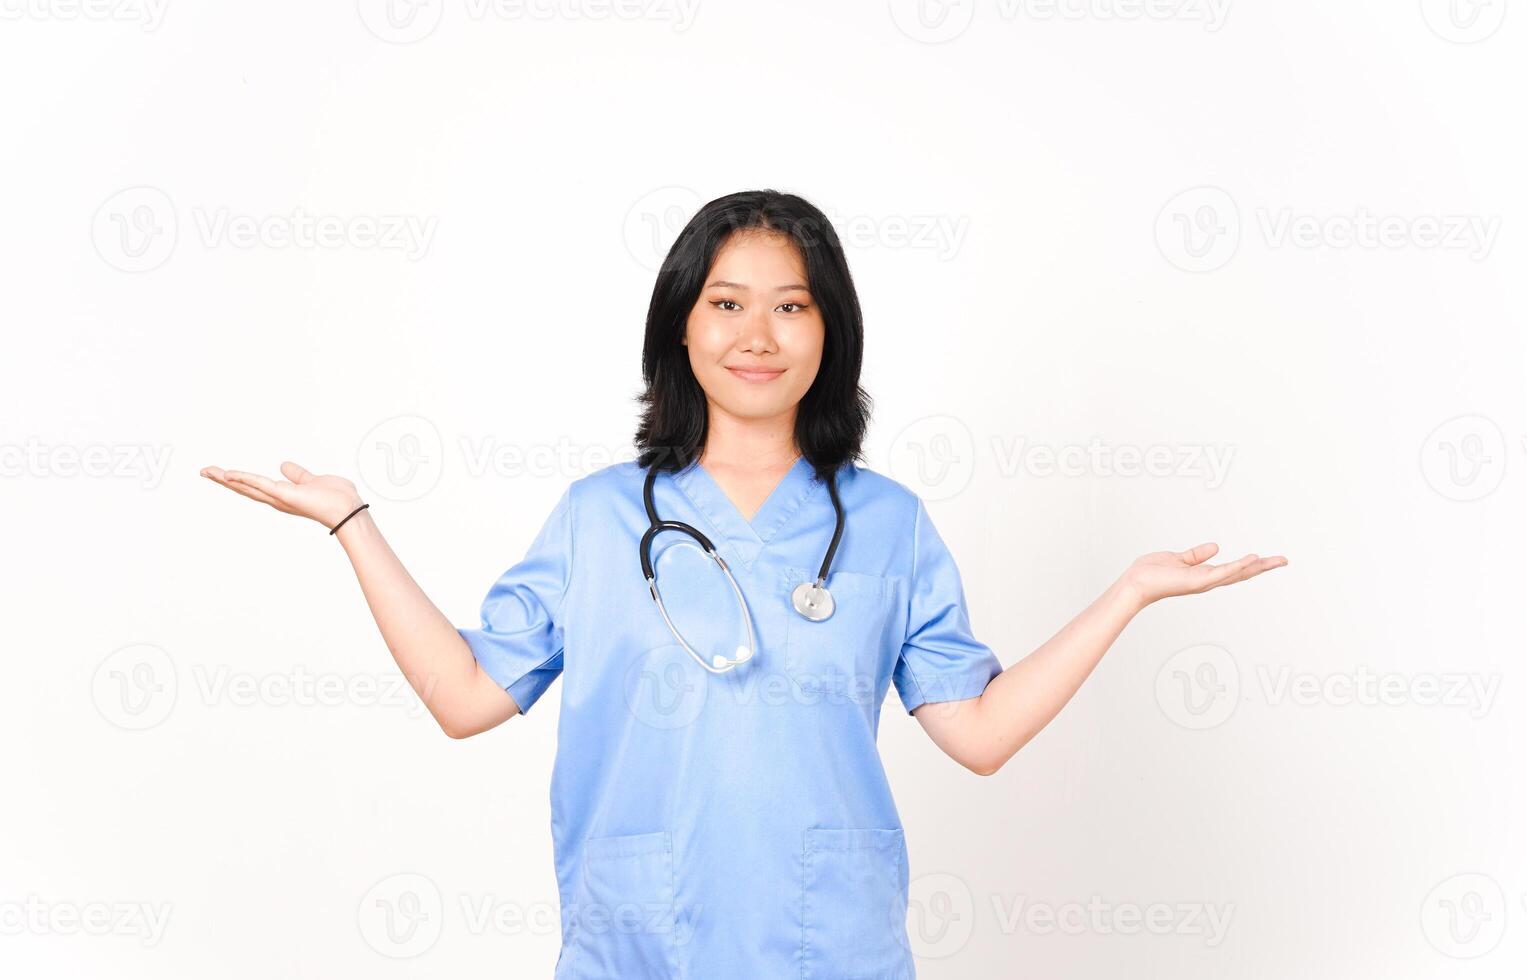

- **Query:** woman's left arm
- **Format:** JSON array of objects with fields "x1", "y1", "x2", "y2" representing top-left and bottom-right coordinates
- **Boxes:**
[{"x1": 912, "y1": 543, "x2": 1287, "y2": 776}]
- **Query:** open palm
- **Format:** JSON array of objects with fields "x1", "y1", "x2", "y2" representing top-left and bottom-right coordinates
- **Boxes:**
[
  {"x1": 200, "y1": 461, "x2": 364, "y2": 530},
  {"x1": 1124, "y1": 542, "x2": 1286, "y2": 607}
]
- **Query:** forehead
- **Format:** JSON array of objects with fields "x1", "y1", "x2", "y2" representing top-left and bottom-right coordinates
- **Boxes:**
[{"x1": 707, "y1": 229, "x2": 808, "y2": 284}]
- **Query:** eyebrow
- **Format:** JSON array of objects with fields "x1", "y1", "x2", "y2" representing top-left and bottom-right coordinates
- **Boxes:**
[{"x1": 705, "y1": 279, "x2": 811, "y2": 293}]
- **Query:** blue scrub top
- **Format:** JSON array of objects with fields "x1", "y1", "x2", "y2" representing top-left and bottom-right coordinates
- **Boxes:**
[{"x1": 459, "y1": 456, "x2": 1003, "y2": 979}]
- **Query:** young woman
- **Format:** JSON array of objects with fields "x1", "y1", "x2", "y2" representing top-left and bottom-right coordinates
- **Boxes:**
[{"x1": 202, "y1": 189, "x2": 1286, "y2": 979}]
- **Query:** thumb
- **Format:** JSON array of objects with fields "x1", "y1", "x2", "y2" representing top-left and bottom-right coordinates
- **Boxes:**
[
  {"x1": 280, "y1": 461, "x2": 316, "y2": 484},
  {"x1": 1177, "y1": 542, "x2": 1219, "y2": 565}
]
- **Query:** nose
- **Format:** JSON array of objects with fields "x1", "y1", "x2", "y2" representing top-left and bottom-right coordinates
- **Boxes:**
[{"x1": 737, "y1": 307, "x2": 777, "y2": 354}]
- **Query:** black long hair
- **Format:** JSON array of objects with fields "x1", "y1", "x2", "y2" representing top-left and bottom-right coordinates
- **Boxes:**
[{"x1": 633, "y1": 189, "x2": 872, "y2": 483}]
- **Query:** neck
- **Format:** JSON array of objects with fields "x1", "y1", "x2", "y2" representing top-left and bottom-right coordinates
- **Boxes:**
[{"x1": 699, "y1": 407, "x2": 798, "y2": 471}]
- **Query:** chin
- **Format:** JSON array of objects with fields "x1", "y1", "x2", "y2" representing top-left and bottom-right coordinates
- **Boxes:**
[{"x1": 717, "y1": 396, "x2": 793, "y2": 419}]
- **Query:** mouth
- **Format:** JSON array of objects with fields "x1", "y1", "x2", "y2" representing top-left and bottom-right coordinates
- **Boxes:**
[{"x1": 726, "y1": 366, "x2": 785, "y2": 383}]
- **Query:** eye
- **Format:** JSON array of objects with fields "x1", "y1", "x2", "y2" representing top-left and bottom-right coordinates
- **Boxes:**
[
  {"x1": 779, "y1": 302, "x2": 809, "y2": 314},
  {"x1": 712, "y1": 299, "x2": 741, "y2": 312}
]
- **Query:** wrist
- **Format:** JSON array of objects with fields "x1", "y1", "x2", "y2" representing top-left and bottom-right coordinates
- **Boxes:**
[
  {"x1": 328, "y1": 499, "x2": 370, "y2": 538},
  {"x1": 1110, "y1": 573, "x2": 1150, "y2": 616},
  {"x1": 333, "y1": 506, "x2": 376, "y2": 549}
]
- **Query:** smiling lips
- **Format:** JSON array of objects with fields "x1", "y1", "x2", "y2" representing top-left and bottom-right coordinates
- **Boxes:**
[{"x1": 726, "y1": 366, "x2": 785, "y2": 383}]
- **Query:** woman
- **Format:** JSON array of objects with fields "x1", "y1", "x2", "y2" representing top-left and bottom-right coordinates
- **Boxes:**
[{"x1": 201, "y1": 189, "x2": 1286, "y2": 978}]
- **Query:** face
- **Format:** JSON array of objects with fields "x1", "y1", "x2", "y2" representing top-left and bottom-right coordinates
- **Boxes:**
[{"x1": 683, "y1": 229, "x2": 825, "y2": 431}]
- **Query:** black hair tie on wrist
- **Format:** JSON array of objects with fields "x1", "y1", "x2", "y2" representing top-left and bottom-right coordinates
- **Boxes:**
[{"x1": 329, "y1": 503, "x2": 369, "y2": 535}]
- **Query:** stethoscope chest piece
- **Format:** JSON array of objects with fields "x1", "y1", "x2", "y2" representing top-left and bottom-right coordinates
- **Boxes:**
[{"x1": 791, "y1": 581, "x2": 835, "y2": 622}]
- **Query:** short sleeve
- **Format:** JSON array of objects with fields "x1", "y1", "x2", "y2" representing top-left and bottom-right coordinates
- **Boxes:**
[
  {"x1": 457, "y1": 486, "x2": 573, "y2": 716},
  {"x1": 892, "y1": 497, "x2": 1003, "y2": 715}
]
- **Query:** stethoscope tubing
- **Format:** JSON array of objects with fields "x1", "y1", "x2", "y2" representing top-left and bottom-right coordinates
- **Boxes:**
[
  {"x1": 815, "y1": 465, "x2": 845, "y2": 588},
  {"x1": 640, "y1": 459, "x2": 844, "y2": 671}
]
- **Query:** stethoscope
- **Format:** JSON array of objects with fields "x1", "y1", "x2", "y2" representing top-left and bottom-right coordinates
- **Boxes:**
[{"x1": 640, "y1": 460, "x2": 845, "y2": 673}]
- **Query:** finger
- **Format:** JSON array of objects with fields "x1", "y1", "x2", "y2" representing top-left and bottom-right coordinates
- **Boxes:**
[
  {"x1": 1222, "y1": 556, "x2": 1289, "y2": 586},
  {"x1": 1200, "y1": 553, "x2": 1260, "y2": 585},
  {"x1": 205, "y1": 471, "x2": 284, "y2": 508},
  {"x1": 1177, "y1": 542, "x2": 1219, "y2": 566},
  {"x1": 224, "y1": 470, "x2": 297, "y2": 504},
  {"x1": 280, "y1": 461, "x2": 315, "y2": 484},
  {"x1": 1210, "y1": 554, "x2": 1283, "y2": 589}
]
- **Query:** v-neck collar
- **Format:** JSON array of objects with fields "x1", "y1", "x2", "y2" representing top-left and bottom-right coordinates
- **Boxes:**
[{"x1": 672, "y1": 454, "x2": 821, "y2": 568}]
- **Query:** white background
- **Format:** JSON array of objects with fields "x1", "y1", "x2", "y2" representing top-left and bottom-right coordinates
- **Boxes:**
[{"x1": 3, "y1": 0, "x2": 1524, "y2": 977}]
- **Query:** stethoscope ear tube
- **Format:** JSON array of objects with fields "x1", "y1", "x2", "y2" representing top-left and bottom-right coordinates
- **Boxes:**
[{"x1": 816, "y1": 464, "x2": 845, "y2": 588}]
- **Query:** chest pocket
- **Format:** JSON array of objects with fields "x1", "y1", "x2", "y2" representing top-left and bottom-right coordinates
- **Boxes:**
[{"x1": 782, "y1": 567, "x2": 896, "y2": 705}]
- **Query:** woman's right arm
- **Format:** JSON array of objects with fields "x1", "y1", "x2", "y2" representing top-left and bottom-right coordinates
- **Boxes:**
[
  {"x1": 201, "y1": 461, "x2": 520, "y2": 738},
  {"x1": 326, "y1": 503, "x2": 523, "y2": 737}
]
